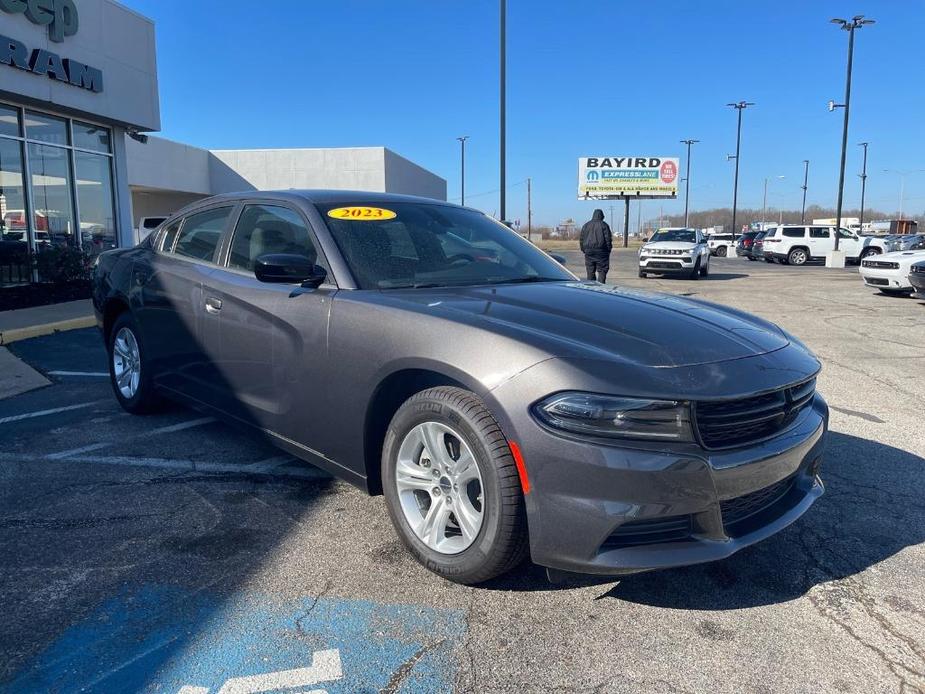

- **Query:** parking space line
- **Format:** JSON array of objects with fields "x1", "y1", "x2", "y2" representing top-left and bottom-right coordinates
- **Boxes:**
[
  {"x1": 46, "y1": 443, "x2": 112, "y2": 460},
  {"x1": 146, "y1": 417, "x2": 216, "y2": 435},
  {"x1": 48, "y1": 371, "x2": 109, "y2": 377},
  {"x1": 0, "y1": 402, "x2": 104, "y2": 425}
]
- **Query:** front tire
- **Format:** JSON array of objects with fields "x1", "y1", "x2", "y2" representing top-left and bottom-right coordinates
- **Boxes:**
[
  {"x1": 107, "y1": 312, "x2": 162, "y2": 414},
  {"x1": 638, "y1": 269, "x2": 647, "y2": 278},
  {"x1": 381, "y1": 387, "x2": 528, "y2": 584}
]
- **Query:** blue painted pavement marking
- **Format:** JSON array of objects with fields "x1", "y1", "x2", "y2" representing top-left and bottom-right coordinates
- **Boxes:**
[{"x1": 6, "y1": 585, "x2": 465, "y2": 693}]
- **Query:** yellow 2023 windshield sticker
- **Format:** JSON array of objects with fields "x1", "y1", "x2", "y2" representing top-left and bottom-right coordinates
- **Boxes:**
[{"x1": 327, "y1": 207, "x2": 397, "y2": 221}]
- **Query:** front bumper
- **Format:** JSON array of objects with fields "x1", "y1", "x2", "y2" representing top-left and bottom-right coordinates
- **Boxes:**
[
  {"x1": 859, "y1": 266, "x2": 912, "y2": 291},
  {"x1": 489, "y1": 359, "x2": 828, "y2": 576},
  {"x1": 910, "y1": 271, "x2": 925, "y2": 299},
  {"x1": 638, "y1": 255, "x2": 697, "y2": 272}
]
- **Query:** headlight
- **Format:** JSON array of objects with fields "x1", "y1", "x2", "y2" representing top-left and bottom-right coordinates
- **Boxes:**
[{"x1": 533, "y1": 392, "x2": 693, "y2": 441}]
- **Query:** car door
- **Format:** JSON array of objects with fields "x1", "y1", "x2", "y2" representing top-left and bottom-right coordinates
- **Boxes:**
[
  {"x1": 836, "y1": 228, "x2": 863, "y2": 258},
  {"x1": 808, "y1": 227, "x2": 830, "y2": 258},
  {"x1": 134, "y1": 206, "x2": 234, "y2": 399},
  {"x1": 200, "y1": 202, "x2": 337, "y2": 437}
]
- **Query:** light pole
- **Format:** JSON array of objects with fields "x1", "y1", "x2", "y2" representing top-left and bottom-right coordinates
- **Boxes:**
[
  {"x1": 829, "y1": 15, "x2": 874, "y2": 256},
  {"x1": 456, "y1": 136, "x2": 469, "y2": 205},
  {"x1": 882, "y1": 169, "x2": 925, "y2": 220},
  {"x1": 499, "y1": 0, "x2": 506, "y2": 222},
  {"x1": 762, "y1": 175, "x2": 785, "y2": 224},
  {"x1": 857, "y1": 143, "x2": 868, "y2": 230},
  {"x1": 801, "y1": 160, "x2": 809, "y2": 223},
  {"x1": 727, "y1": 101, "x2": 754, "y2": 241},
  {"x1": 680, "y1": 139, "x2": 699, "y2": 227}
]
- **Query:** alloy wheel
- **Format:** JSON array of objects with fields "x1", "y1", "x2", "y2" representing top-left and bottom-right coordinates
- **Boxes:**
[
  {"x1": 394, "y1": 421, "x2": 484, "y2": 554},
  {"x1": 112, "y1": 327, "x2": 141, "y2": 399}
]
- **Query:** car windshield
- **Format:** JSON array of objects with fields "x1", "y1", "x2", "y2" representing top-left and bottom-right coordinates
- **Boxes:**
[
  {"x1": 649, "y1": 229, "x2": 696, "y2": 243},
  {"x1": 318, "y1": 201, "x2": 574, "y2": 289}
]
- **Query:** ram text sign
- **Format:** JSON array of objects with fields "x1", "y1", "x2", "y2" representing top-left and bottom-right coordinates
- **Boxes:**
[{"x1": 578, "y1": 156, "x2": 679, "y2": 199}]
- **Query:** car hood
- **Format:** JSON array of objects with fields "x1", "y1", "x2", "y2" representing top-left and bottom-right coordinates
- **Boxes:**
[
  {"x1": 875, "y1": 249, "x2": 925, "y2": 264},
  {"x1": 641, "y1": 241, "x2": 696, "y2": 251},
  {"x1": 382, "y1": 282, "x2": 791, "y2": 368}
]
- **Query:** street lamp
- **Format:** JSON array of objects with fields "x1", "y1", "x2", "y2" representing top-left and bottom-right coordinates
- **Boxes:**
[
  {"x1": 801, "y1": 160, "x2": 810, "y2": 223},
  {"x1": 882, "y1": 169, "x2": 925, "y2": 220},
  {"x1": 456, "y1": 136, "x2": 469, "y2": 205},
  {"x1": 680, "y1": 139, "x2": 699, "y2": 227},
  {"x1": 857, "y1": 143, "x2": 868, "y2": 230},
  {"x1": 727, "y1": 101, "x2": 754, "y2": 242},
  {"x1": 829, "y1": 15, "x2": 875, "y2": 259},
  {"x1": 499, "y1": 0, "x2": 506, "y2": 222},
  {"x1": 762, "y1": 175, "x2": 785, "y2": 225}
]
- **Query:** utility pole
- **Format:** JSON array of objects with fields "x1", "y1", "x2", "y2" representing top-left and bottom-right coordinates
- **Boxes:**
[
  {"x1": 456, "y1": 136, "x2": 469, "y2": 205},
  {"x1": 680, "y1": 139, "x2": 699, "y2": 227},
  {"x1": 801, "y1": 160, "x2": 809, "y2": 223},
  {"x1": 727, "y1": 101, "x2": 754, "y2": 241},
  {"x1": 499, "y1": 0, "x2": 506, "y2": 222},
  {"x1": 858, "y1": 143, "x2": 868, "y2": 229},
  {"x1": 526, "y1": 177, "x2": 532, "y2": 241},
  {"x1": 623, "y1": 198, "x2": 630, "y2": 248},
  {"x1": 829, "y1": 15, "x2": 875, "y2": 256}
]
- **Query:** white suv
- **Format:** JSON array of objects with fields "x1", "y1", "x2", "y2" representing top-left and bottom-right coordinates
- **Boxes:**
[
  {"x1": 762, "y1": 225, "x2": 889, "y2": 265},
  {"x1": 638, "y1": 228, "x2": 711, "y2": 279}
]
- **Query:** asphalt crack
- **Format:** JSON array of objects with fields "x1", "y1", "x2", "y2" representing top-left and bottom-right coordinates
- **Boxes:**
[{"x1": 380, "y1": 637, "x2": 446, "y2": 694}]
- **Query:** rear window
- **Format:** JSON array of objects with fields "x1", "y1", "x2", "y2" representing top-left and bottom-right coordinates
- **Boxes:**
[
  {"x1": 782, "y1": 227, "x2": 805, "y2": 238},
  {"x1": 171, "y1": 207, "x2": 232, "y2": 262}
]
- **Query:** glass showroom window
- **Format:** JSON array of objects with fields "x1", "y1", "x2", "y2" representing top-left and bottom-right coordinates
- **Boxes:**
[
  {"x1": 1, "y1": 102, "x2": 118, "y2": 279},
  {"x1": 0, "y1": 105, "x2": 30, "y2": 286}
]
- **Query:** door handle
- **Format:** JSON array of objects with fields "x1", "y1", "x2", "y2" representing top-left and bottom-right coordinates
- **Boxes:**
[{"x1": 205, "y1": 297, "x2": 223, "y2": 314}]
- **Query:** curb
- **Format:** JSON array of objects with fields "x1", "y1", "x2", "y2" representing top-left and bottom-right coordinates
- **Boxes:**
[{"x1": 0, "y1": 316, "x2": 96, "y2": 346}]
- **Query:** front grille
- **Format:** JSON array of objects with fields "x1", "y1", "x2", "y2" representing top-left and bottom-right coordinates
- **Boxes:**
[
  {"x1": 647, "y1": 248, "x2": 686, "y2": 256},
  {"x1": 694, "y1": 378, "x2": 816, "y2": 449},
  {"x1": 865, "y1": 277, "x2": 889, "y2": 286},
  {"x1": 646, "y1": 261, "x2": 684, "y2": 269},
  {"x1": 862, "y1": 260, "x2": 899, "y2": 269},
  {"x1": 600, "y1": 515, "x2": 692, "y2": 550},
  {"x1": 721, "y1": 476, "x2": 796, "y2": 532}
]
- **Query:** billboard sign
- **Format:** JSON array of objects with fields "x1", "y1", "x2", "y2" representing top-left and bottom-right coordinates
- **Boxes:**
[{"x1": 578, "y1": 156, "x2": 679, "y2": 199}]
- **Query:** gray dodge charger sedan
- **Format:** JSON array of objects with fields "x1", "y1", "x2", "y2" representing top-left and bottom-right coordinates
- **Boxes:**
[{"x1": 93, "y1": 191, "x2": 828, "y2": 584}]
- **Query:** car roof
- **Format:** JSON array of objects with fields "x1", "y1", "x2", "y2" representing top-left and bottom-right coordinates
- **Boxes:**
[{"x1": 195, "y1": 189, "x2": 452, "y2": 207}]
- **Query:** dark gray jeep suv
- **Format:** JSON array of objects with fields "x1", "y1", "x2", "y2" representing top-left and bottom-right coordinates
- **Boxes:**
[{"x1": 93, "y1": 191, "x2": 828, "y2": 584}]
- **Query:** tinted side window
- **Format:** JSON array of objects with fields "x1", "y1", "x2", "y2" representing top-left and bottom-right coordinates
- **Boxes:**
[
  {"x1": 783, "y1": 227, "x2": 805, "y2": 238},
  {"x1": 228, "y1": 204, "x2": 326, "y2": 272},
  {"x1": 173, "y1": 207, "x2": 232, "y2": 262},
  {"x1": 160, "y1": 220, "x2": 181, "y2": 252},
  {"x1": 809, "y1": 227, "x2": 830, "y2": 238}
]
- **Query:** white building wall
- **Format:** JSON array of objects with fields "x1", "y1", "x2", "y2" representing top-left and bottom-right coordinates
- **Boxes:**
[
  {"x1": 208, "y1": 147, "x2": 389, "y2": 194},
  {"x1": 125, "y1": 135, "x2": 211, "y2": 195},
  {"x1": 384, "y1": 150, "x2": 447, "y2": 200}
]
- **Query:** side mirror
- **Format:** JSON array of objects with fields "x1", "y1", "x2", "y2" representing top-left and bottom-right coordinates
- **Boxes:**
[
  {"x1": 254, "y1": 253, "x2": 327, "y2": 288},
  {"x1": 641, "y1": 236, "x2": 649, "y2": 243},
  {"x1": 549, "y1": 253, "x2": 567, "y2": 266}
]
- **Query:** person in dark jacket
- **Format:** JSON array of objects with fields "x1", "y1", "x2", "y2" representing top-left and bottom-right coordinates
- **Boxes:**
[{"x1": 579, "y1": 209, "x2": 613, "y2": 283}]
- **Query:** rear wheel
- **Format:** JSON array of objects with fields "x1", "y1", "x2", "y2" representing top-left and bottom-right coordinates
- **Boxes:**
[
  {"x1": 382, "y1": 387, "x2": 528, "y2": 584},
  {"x1": 715, "y1": 245, "x2": 728, "y2": 257},
  {"x1": 788, "y1": 248, "x2": 808, "y2": 266},
  {"x1": 765, "y1": 257, "x2": 775, "y2": 263},
  {"x1": 107, "y1": 312, "x2": 163, "y2": 414}
]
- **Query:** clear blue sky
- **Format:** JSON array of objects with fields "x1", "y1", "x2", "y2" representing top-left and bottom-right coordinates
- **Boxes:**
[{"x1": 124, "y1": 0, "x2": 924, "y2": 227}]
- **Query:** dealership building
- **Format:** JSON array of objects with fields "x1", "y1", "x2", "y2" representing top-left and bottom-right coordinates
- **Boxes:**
[{"x1": 0, "y1": 0, "x2": 445, "y2": 287}]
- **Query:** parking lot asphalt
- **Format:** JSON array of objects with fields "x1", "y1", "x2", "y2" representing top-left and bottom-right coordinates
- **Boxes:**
[{"x1": 1, "y1": 254, "x2": 924, "y2": 693}]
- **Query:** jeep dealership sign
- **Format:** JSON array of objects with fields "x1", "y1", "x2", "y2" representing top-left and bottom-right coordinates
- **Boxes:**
[
  {"x1": 0, "y1": 0, "x2": 79, "y2": 42},
  {"x1": 578, "y1": 156, "x2": 679, "y2": 199}
]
